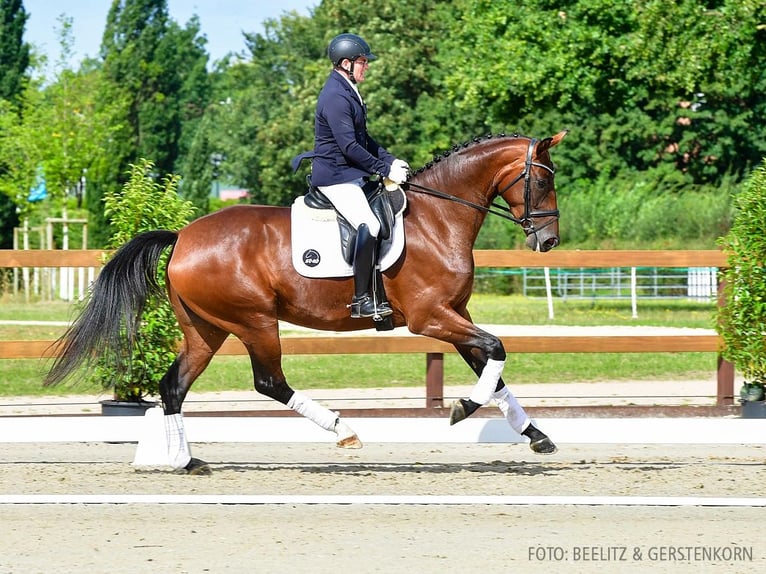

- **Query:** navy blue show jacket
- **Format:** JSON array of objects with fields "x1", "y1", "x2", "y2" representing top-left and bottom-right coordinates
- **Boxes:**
[{"x1": 292, "y1": 71, "x2": 395, "y2": 186}]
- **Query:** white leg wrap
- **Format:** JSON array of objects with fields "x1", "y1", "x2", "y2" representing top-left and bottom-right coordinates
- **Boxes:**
[
  {"x1": 164, "y1": 413, "x2": 192, "y2": 469},
  {"x1": 493, "y1": 386, "x2": 531, "y2": 435},
  {"x1": 287, "y1": 391, "x2": 338, "y2": 432},
  {"x1": 469, "y1": 359, "x2": 505, "y2": 406}
]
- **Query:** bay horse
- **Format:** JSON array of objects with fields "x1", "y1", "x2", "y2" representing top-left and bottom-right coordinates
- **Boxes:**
[{"x1": 47, "y1": 131, "x2": 568, "y2": 474}]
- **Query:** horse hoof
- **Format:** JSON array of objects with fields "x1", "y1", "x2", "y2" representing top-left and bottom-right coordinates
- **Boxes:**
[
  {"x1": 334, "y1": 419, "x2": 363, "y2": 449},
  {"x1": 450, "y1": 398, "x2": 483, "y2": 425},
  {"x1": 180, "y1": 457, "x2": 212, "y2": 475},
  {"x1": 337, "y1": 434, "x2": 363, "y2": 449},
  {"x1": 449, "y1": 400, "x2": 467, "y2": 426},
  {"x1": 530, "y1": 437, "x2": 558, "y2": 455}
]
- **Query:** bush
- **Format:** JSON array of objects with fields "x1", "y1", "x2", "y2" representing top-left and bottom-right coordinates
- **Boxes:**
[
  {"x1": 716, "y1": 158, "x2": 766, "y2": 393},
  {"x1": 94, "y1": 159, "x2": 196, "y2": 401},
  {"x1": 560, "y1": 170, "x2": 735, "y2": 249}
]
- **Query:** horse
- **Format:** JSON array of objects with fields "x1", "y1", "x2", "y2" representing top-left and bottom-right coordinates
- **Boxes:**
[{"x1": 47, "y1": 131, "x2": 568, "y2": 474}]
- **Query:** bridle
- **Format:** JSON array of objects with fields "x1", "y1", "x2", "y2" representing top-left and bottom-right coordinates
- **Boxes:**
[{"x1": 404, "y1": 137, "x2": 559, "y2": 235}]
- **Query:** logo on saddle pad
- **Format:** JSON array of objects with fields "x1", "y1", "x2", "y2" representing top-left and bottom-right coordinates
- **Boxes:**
[
  {"x1": 290, "y1": 196, "x2": 406, "y2": 279},
  {"x1": 302, "y1": 249, "x2": 321, "y2": 267}
]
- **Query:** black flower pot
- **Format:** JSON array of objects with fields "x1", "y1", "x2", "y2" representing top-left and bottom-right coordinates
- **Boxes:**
[
  {"x1": 740, "y1": 400, "x2": 766, "y2": 419},
  {"x1": 100, "y1": 399, "x2": 158, "y2": 416}
]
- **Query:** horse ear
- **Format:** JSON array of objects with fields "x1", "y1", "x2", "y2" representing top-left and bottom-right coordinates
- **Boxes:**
[{"x1": 537, "y1": 130, "x2": 569, "y2": 154}]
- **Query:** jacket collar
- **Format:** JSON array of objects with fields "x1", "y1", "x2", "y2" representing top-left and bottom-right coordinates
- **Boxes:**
[{"x1": 331, "y1": 69, "x2": 364, "y2": 106}]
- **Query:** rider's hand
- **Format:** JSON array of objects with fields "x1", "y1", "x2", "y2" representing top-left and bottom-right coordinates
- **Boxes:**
[
  {"x1": 387, "y1": 159, "x2": 409, "y2": 185},
  {"x1": 393, "y1": 158, "x2": 409, "y2": 171}
]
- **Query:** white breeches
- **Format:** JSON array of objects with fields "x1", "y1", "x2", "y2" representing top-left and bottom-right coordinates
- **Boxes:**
[{"x1": 319, "y1": 179, "x2": 381, "y2": 237}]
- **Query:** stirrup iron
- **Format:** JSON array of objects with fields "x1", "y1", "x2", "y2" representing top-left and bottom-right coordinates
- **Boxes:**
[{"x1": 349, "y1": 295, "x2": 392, "y2": 320}]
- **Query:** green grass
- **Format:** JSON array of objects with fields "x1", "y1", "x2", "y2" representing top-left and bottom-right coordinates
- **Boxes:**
[
  {"x1": 465, "y1": 295, "x2": 716, "y2": 328},
  {"x1": 0, "y1": 295, "x2": 718, "y2": 397},
  {"x1": 0, "y1": 301, "x2": 76, "y2": 322}
]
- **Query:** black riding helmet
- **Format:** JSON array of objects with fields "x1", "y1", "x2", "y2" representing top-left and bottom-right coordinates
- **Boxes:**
[{"x1": 328, "y1": 33, "x2": 377, "y2": 67}]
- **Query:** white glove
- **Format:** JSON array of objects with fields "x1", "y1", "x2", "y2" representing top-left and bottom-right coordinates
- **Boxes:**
[
  {"x1": 387, "y1": 159, "x2": 409, "y2": 185},
  {"x1": 393, "y1": 158, "x2": 409, "y2": 171}
]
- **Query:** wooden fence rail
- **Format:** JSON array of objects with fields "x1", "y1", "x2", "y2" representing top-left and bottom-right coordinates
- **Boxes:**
[
  {"x1": 0, "y1": 249, "x2": 729, "y2": 269},
  {"x1": 1, "y1": 249, "x2": 733, "y2": 407}
]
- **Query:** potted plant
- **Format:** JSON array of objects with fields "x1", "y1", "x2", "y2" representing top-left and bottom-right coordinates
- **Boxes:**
[
  {"x1": 716, "y1": 158, "x2": 766, "y2": 418},
  {"x1": 96, "y1": 159, "x2": 196, "y2": 414}
]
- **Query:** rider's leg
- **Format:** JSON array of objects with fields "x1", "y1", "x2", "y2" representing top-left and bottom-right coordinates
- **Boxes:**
[
  {"x1": 318, "y1": 180, "x2": 381, "y2": 237},
  {"x1": 349, "y1": 223, "x2": 392, "y2": 318},
  {"x1": 318, "y1": 181, "x2": 392, "y2": 318}
]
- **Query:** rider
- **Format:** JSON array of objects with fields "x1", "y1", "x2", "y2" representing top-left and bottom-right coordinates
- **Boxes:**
[{"x1": 294, "y1": 33, "x2": 409, "y2": 319}]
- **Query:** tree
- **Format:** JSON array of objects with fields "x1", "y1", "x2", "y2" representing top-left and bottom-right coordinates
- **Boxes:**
[
  {"x1": 439, "y1": 0, "x2": 766, "y2": 188},
  {"x1": 1, "y1": 0, "x2": 761, "y2": 252},
  {"x1": 0, "y1": 85, "x2": 42, "y2": 207},
  {"x1": 30, "y1": 17, "x2": 118, "y2": 206},
  {"x1": 88, "y1": 0, "x2": 208, "y2": 246},
  {"x1": 0, "y1": 0, "x2": 30, "y2": 246},
  {"x1": 97, "y1": 158, "x2": 196, "y2": 401},
  {"x1": 0, "y1": 0, "x2": 30, "y2": 104},
  {"x1": 193, "y1": 0, "x2": 458, "y2": 208},
  {"x1": 716, "y1": 159, "x2": 766, "y2": 397},
  {"x1": 0, "y1": 14, "x2": 120, "y2": 252}
]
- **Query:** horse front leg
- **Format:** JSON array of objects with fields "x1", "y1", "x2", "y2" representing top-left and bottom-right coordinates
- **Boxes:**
[
  {"x1": 450, "y1": 340, "x2": 558, "y2": 454},
  {"x1": 452, "y1": 341, "x2": 506, "y2": 416},
  {"x1": 246, "y1": 345, "x2": 362, "y2": 449}
]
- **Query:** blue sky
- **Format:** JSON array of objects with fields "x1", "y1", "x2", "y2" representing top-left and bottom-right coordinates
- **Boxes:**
[{"x1": 23, "y1": 0, "x2": 317, "y2": 67}]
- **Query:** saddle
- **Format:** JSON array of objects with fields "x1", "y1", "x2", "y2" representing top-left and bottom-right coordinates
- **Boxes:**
[
  {"x1": 289, "y1": 180, "x2": 406, "y2": 281},
  {"x1": 303, "y1": 178, "x2": 406, "y2": 266}
]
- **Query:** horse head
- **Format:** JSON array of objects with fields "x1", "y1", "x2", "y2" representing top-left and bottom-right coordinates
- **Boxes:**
[
  {"x1": 407, "y1": 131, "x2": 568, "y2": 253},
  {"x1": 496, "y1": 131, "x2": 568, "y2": 252}
]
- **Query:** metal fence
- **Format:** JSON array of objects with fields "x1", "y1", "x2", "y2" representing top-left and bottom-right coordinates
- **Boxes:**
[{"x1": 519, "y1": 266, "x2": 719, "y2": 301}]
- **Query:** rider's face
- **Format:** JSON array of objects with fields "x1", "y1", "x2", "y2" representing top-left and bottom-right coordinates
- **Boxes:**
[{"x1": 344, "y1": 57, "x2": 369, "y2": 83}]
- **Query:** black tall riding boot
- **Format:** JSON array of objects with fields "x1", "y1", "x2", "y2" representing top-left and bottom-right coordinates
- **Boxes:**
[{"x1": 350, "y1": 224, "x2": 393, "y2": 319}]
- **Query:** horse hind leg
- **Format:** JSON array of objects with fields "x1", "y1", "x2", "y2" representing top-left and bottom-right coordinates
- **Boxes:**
[
  {"x1": 287, "y1": 391, "x2": 363, "y2": 449},
  {"x1": 159, "y1": 310, "x2": 229, "y2": 474},
  {"x1": 244, "y1": 342, "x2": 362, "y2": 449},
  {"x1": 159, "y1": 357, "x2": 214, "y2": 475},
  {"x1": 334, "y1": 419, "x2": 362, "y2": 448}
]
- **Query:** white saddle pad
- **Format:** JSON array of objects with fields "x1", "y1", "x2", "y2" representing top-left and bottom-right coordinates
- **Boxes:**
[{"x1": 290, "y1": 196, "x2": 405, "y2": 278}]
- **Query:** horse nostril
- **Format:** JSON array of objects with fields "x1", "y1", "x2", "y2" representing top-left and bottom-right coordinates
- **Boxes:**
[{"x1": 544, "y1": 237, "x2": 559, "y2": 251}]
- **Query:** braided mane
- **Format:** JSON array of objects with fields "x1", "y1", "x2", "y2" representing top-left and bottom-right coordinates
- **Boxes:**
[{"x1": 412, "y1": 132, "x2": 522, "y2": 176}]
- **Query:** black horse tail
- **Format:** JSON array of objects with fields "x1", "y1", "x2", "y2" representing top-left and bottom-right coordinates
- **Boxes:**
[{"x1": 45, "y1": 230, "x2": 179, "y2": 387}]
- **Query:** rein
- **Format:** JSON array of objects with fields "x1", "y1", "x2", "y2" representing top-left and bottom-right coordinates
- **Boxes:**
[
  {"x1": 403, "y1": 181, "x2": 520, "y2": 222},
  {"x1": 404, "y1": 137, "x2": 559, "y2": 232}
]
